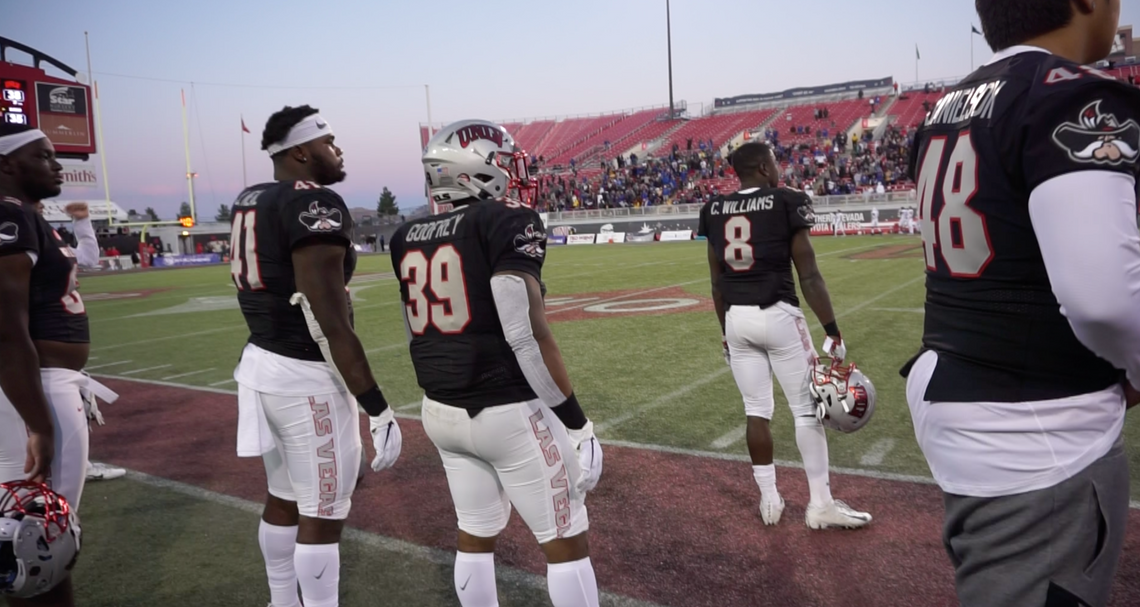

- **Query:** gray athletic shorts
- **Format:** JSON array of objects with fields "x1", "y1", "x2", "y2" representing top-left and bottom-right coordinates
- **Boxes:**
[{"x1": 942, "y1": 438, "x2": 1129, "y2": 607}]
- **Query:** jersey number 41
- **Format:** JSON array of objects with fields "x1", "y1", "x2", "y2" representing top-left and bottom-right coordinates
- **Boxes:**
[{"x1": 915, "y1": 130, "x2": 994, "y2": 277}]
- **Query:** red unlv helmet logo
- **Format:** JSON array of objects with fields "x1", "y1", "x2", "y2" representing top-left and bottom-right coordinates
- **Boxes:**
[
  {"x1": 454, "y1": 124, "x2": 505, "y2": 149},
  {"x1": 847, "y1": 385, "x2": 869, "y2": 419}
]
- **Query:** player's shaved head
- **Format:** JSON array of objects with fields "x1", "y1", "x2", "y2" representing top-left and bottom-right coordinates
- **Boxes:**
[
  {"x1": 730, "y1": 142, "x2": 778, "y2": 188},
  {"x1": 976, "y1": 0, "x2": 1118, "y2": 63}
]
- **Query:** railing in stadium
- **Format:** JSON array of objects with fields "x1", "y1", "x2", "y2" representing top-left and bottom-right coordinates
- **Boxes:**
[{"x1": 544, "y1": 191, "x2": 918, "y2": 222}]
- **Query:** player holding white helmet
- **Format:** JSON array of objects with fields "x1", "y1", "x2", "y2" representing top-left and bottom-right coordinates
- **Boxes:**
[
  {"x1": 698, "y1": 142, "x2": 871, "y2": 530},
  {"x1": 394, "y1": 120, "x2": 602, "y2": 607},
  {"x1": 809, "y1": 359, "x2": 876, "y2": 433}
]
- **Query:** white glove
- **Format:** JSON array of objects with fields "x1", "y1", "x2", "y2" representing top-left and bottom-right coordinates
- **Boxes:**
[
  {"x1": 822, "y1": 335, "x2": 847, "y2": 362},
  {"x1": 721, "y1": 335, "x2": 731, "y2": 367},
  {"x1": 79, "y1": 371, "x2": 118, "y2": 427},
  {"x1": 566, "y1": 420, "x2": 603, "y2": 494},
  {"x1": 368, "y1": 408, "x2": 402, "y2": 471}
]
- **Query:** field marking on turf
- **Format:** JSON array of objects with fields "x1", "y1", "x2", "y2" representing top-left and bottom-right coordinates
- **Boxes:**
[
  {"x1": 815, "y1": 242, "x2": 888, "y2": 258},
  {"x1": 709, "y1": 425, "x2": 747, "y2": 450},
  {"x1": 596, "y1": 273, "x2": 927, "y2": 435},
  {"x1": 93, "y1": 324, "x2": 246, "y2": 351},
  {"x1": 118, "y1": 469, "x2": 665, "y2": 607},
  {"x1": 872, "y1": 307, "x2": 924, "y2": 314},
  {"x1": 364, "y1": 343, "x2": 405, "y2": 355},
  {"x1": 594, "y1": 367, "x2": 732, "y2": 434},
  {"x1": 89, "y1": 374, "x2": 1140, "y2": 511},
  {"x1": 161, "y1": 368, "x2": 216, "y2": 381},
  {"x1": 550, "y1": 260, "x2": 670, "y2": 281},
  {"x1": 859, "y1": 438, "x2": 897, "y2": 466},
  {"x1": 119, "y1": 364, "x2": 173, "y2": 376},
  {"x1": 208, "y1": 379, "x2": 237, "y2": 388},
  {"x1": 547, "y1": 279, "x2": 706, "y2": 316},
  {"x1": 85, "y1": 360, "x2": 133, "y2": 371},
  {"x1": 396, "y1": 401, "x2": 422, "y2": 412}
]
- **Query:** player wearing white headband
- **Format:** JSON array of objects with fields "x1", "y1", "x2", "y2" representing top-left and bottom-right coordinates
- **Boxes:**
[
  {"x1": 0, "y1": 123, "x2": 90, "y2": 605},
  {"x1": 228, "y1": 105, "x2": 401, "y2": 607}
]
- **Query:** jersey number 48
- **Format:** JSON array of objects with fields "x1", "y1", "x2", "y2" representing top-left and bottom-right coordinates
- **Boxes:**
[{"x1": 915, "y1": 130, "x2": 994, "y2": 277}]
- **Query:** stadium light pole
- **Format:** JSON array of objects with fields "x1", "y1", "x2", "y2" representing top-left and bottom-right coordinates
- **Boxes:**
[{"x1": 667, "y1": 0, "x2": 675, "y2": 119}]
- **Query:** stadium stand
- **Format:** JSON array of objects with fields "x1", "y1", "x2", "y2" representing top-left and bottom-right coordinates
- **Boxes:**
[
  {"x1": 887, "y1": 90, "x2": 945, "y2": 128},
  {"x1": 652, "y1": 109, "x2": 776, "y2": 157},
  {"x1": 770, "y1": 99, "x2": 873, "y2": 146}
]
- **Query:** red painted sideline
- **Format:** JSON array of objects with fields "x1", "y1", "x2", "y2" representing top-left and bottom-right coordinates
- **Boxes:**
[{"x1": 90, "y1": 380, "x2": 1140, "y2": 607}]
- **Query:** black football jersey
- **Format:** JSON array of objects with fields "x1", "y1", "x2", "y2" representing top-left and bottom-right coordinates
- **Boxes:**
[
  {"x1": 229, "y1": 181, "x2": 356, "y2": 361},
  {"x1": 390, "y1": 199, "x2": 547, "y2": 410},
  {"x1": 905, "y1": 50, "x2": 1140, "y2": 402},
  {"x1": 698, "y1": 187, "x2": 815, "y2": 308},
  {"x1": 0, "y1": 197, "x2": 88, "y2": 343}
]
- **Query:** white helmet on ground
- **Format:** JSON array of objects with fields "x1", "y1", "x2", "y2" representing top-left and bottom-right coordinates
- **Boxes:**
[
  {"x1": 422, "y1": 119, "x2": 536, "y2": 207},
  {"x1": 0, "y1": 480, "x2": 81, "y2": 598},
  {"x1": 809, "y1": 359, "x2": 876, "y2": 433}
]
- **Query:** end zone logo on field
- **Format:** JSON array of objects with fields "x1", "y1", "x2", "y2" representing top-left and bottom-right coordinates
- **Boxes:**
[{"x1": 545, "y1": 287, "x2": 712, "y2": 322}]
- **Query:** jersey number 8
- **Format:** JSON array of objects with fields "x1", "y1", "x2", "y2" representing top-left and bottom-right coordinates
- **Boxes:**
[
  {"x1": 724, "y1": 216, "x2": 755, "y2": 272},
  {"x1": 400, "y1": 245, "x2": 472, "y2": 335},
  {"x1": 916, "y1": 130, "x2": 994, "y2": 277}
]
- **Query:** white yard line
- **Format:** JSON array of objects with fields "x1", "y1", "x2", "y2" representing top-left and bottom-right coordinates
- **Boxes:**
[
  {"x1": 161, "y1": 368, "x2": 216, "y2": 381},
  {"x1": 859, "y1": 438, "x2": 898, "y2": 467},
  {"x1": 89, "y1": 375, "x2": 1140, "y2": 511},
  {"x1": 835, "y1": 275, "x2": 925, "y2": 319},
  {"x1": 364, "y1": 343, "x2": 405, "y2": 355},
  {"x1": 118, "y1": 469, "x2": 663, "y2": 607},
  {"x1": 709, "y1": 425, "x2": 747, "y2": 450},
  {"x1": 871, "y1": 307, "x2": 925, "y2": 314},
  {"x1": 207, "y1": 379, "x2": 237, "y2": 388},
  {"x1": 396, "y1": 401, "x2": 422, "y2": 412},
  {"x1": 119, "y1": 364, "x2": 173, "y2": 376},
  {"x1": 594, "y1": 367, "x2": 732, "y2": 434},
  {"x1": 93, "y1": 325, "x2": 246, "y2": 351},
  {"x1": 85, "y1": 360, "x2": 133, "y2": 371}
]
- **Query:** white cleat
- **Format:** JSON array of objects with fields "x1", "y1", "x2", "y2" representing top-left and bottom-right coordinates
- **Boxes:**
[
  {"x1": 805, "y1": 500, "x2": 871, "y2": 530},
  {"x1": 759, "y1": 495, "x2": 785, "y2": 526}
]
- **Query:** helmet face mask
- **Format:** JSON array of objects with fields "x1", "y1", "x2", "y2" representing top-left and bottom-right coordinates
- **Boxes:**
[
  {"x1": 809, "y1": 358, "x2": 876, "y2": 433},
  {"x1": 424, "y1": 120, "x2": 537, "y2": 208}
]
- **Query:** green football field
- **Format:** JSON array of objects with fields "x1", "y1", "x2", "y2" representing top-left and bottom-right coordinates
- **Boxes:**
[{"x1": 63, "y1": 235, "x2": 1140, "y2": 606}]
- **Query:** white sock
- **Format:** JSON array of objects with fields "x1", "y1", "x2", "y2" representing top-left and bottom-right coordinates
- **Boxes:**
[
  {"x1": 795, "y1": 418, "x2": 833, "y2": 507},
  {"x1": 258, "y1": 521, "x2": 300, "y2": 607},
  {"x1": 547, "y1": 557, "x2": 599, "y2": 607},
  {"x1": 454, "y1": 551, "x2": 498, "y2": 607},
  {"x1": 294, "y1": 542, "x2": 340, "y2": 607},
  {"x1": 752, "y1": 464, "x2": 778, "y2": 500}
]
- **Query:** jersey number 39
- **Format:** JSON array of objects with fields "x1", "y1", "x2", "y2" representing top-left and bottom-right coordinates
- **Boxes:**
[
  {"x1": 916, "y1": 130, "x2": 994, "y2": 277},
  {"x1": 400, "y1": 245, "x2": 472, "y2": 335}
]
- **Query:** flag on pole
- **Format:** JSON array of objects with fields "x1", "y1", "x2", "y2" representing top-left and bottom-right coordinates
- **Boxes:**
[
  {"x1": 241, "y1": 117, "x2": 250, "y2": 134},
  {"x1": 916, "y1": 45, "x2": 921, "y2": 60},
  {"x1": 971, "y1": 25, "x2": 982, "y2": 35}
]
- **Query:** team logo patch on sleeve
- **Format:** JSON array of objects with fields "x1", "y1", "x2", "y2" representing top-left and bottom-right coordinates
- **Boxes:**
[
  {"x1": 1051, "y1": 100, "x2": 1140, "y2": 166},
  {"x1": 798, "y1": 202, "x2": 816, "y2": 225},
  {"x1": 299, "y1": 201, "x2": 344, "y2": 232},
  {"x1": 0, "y1": 222, "x2": 17, "y2": 245},
  {"x1": 514, "y1": 223, "x2": 546, "y2": 259}
]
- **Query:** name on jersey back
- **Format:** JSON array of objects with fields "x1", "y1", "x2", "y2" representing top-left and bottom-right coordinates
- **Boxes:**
[
  {"x1": 710, "y1": 196, "x2": 774, "y2": 216},
  {"x1": 405, "y1": 214, "x2": 465, "y2": 243},
  {"x1": 924, "y1": 80, "x2": 1006, "y2": 128}
]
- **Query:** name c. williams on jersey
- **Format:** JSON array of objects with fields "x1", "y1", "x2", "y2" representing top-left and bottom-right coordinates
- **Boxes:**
[
  {"x1": 924, "y1": 80, "x2": 1007, "y2": 128},
  {"x1": 709, "y1": 196, "x2": 775, "y2": 216}
]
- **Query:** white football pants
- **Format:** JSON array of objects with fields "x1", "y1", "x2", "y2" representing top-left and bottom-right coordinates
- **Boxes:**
[
  {"x1": 726, "y1": 302, "x2": 818, "y2": 420},
  {"x1": 0, "y1": 368, "x2": 90, "y2": 510},
  {"x1": 421, "y1": 397, "x2": 589, "y2": 544}
]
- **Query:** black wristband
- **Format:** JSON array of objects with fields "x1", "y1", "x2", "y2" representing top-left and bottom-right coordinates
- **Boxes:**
[
  {"x1": 551, "y1": 393, "x2": 588, "y2": 430},
  {"x1": 823, "y1": 321, "x2": 840, "y2": 338},
  {"x1": 356, "y1": 385, "x2": 389, "y2": 417}
]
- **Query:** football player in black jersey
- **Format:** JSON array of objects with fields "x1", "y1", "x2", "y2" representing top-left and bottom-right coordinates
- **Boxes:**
[
  {"x1": 698, "y1": 142, "x2": 871, "y2": 529},
  {"x1": 392, "y1": 120, "x2": 603, "y2": 607},
  {"x1": 0, "y1": 124, "x2": 89, "y2": 605},
  {"x1": 903, "y1": 1, "x2": 1140, "y2": 604},
  {"x1": 229, "y1": 106, "x2": 401, "y2": 607}
]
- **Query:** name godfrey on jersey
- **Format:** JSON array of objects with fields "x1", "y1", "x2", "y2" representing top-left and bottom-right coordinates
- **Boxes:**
[
  {"x1": 405, "y1": 214, "x2": 465, "y2": 242},
  {"x1": 924, "y1": 80, "x2": 1006, "y2": 127},
  {"x1": 709, "y1": 195, "x2": 775, "y2": 215}
]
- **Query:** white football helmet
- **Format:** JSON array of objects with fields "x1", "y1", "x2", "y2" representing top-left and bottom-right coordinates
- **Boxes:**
[
  {"x1": 809, "y1": 359, "x2": 876, "y2": 433},
  {"x1": 0, "y1": 481, "x2": 81, "y2": 598},
  {"x1": 423, "y1": 119, "x2": 536, "y2": 207}
]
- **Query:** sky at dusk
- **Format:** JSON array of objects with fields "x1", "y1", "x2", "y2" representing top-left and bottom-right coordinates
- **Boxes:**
[{"x1": 7, "y1": 0, "x2": 1140, "y2": 219}]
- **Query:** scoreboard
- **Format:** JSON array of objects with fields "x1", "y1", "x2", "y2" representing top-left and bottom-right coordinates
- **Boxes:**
[{"x1": 1, "y1": 37, "x2": 97, "y2": 159}]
